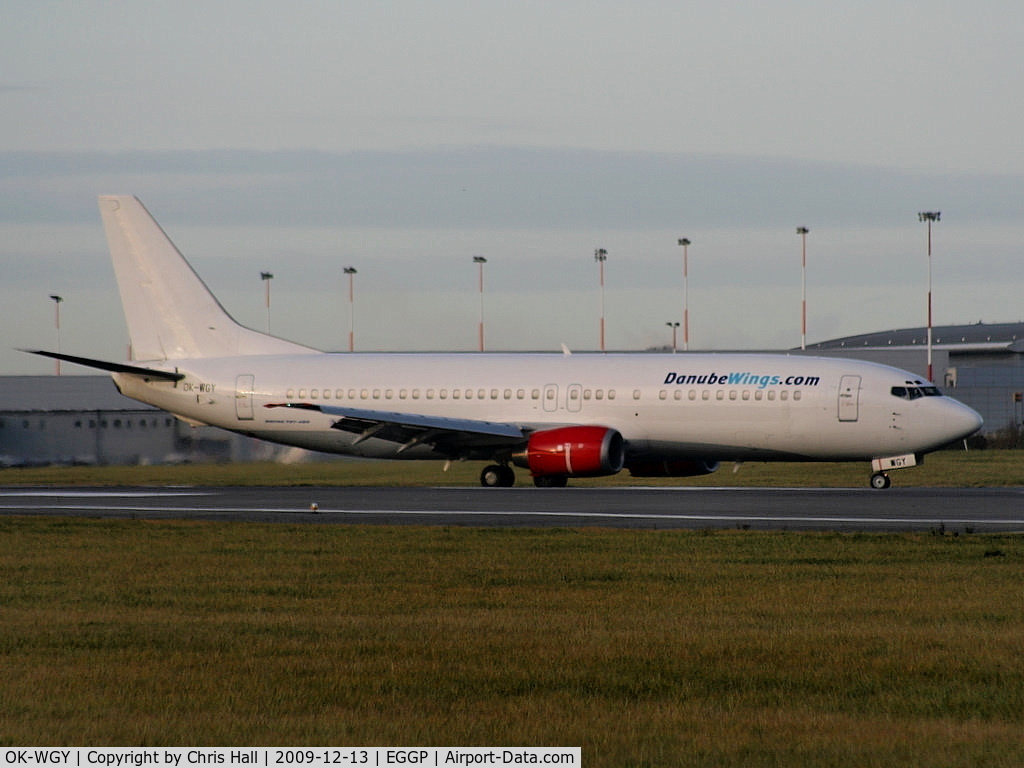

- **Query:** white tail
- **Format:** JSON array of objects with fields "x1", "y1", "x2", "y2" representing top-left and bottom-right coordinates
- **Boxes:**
[{"x1": 99, "y1": 196, "x2": 317, "y2": 361}]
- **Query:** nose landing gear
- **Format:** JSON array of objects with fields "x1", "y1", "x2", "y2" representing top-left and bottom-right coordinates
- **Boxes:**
[{"x1": 870, "y1": 472, "x2": 891, "y2": 490}]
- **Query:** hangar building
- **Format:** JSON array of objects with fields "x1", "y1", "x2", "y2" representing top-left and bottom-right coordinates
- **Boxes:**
[
  {"x1": 0, "y1": 375, "x2": 279, "y2": 467},
  {"x1": 804, "y1": 321, "x2": 1024, "y2": 439}
]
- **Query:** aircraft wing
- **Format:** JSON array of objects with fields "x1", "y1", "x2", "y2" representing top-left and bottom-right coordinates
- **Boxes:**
[{"x1": 265, "y1": 402, "x2": 526, "y2": 457}]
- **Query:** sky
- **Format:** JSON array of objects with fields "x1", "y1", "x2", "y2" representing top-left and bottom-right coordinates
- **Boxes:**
[{"x1": 3, "y1": 0, "x2": 1023, "y2": 373}]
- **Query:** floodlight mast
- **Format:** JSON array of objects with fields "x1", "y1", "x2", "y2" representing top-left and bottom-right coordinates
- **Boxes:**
[
  {"x1": 343, "y1": 266, "x2": 357, "y2": 352},
  {"x1": 49, "y1": 294, "x2": 63, "y2": 375},
  {"x1": 677, "y1": 238, "x2": 691, "y2": 350},
  {"x1": 594, "y1": 249, "x2": 608, "y2": 352},
  {"x1": 918, "y1": 212, "x2": 941, "y2": 382},
  {"x1": 665, "y1": 321, "x2": 680, "y2": 353},
  {"x1": 260, "y1": 272, "x2": 274, "y2": 333},
  {"x1": 473, "y1": 256, "x2": 487, "y2": 352},
  {"x1": 796, "y1": 227, "x2": 809, "y2": 350}
]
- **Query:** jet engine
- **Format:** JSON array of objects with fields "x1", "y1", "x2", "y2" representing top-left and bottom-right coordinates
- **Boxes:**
[
  {"x1": 627, "y1": 459, "x2": 720, "y2": 478},
  {"x1": 512, "y1": 425, "x2": 625, "y2": 478}
]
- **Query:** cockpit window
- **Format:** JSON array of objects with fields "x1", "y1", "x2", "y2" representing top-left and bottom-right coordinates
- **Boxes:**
[{"x1": 891, "y1": 385, "x2": 942, "y2": 400}]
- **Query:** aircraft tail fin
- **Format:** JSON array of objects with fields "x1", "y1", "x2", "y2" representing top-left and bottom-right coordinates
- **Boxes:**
[{"x1": 98, "y1": 195, "x2": 317, "y2": 361}]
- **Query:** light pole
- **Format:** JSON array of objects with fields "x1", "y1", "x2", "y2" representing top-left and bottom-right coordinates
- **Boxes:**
[
  {"x1": 918, "y1": 212, "x2": 940, "y2": 382},
  {"x1": 594, "y1": 248, "x2": 607, "y2": 352},
  {"x1": 666, "y1": 321, "x2": 680, "y2": 353},
  {"x1": 49, "y1": 294, "x2": 63, "y2": 375},
  {"x1": 677, "y1": 238, "x2": 691, "y2": 351},
  {"x1": 796, "y1": 227, "x2": 809, "y2": 350},
  {"x1": 344, "y1": 266, "x2": 357, "y2": 352},
  {"x1": 260, "y1": 271, "x2": 274, "y2": 333},
  {"x1": 473, "y1": 255, "x2": 487, "y2": 352}
]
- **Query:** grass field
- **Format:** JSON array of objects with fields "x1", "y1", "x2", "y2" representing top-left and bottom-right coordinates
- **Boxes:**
[
  {"x1": 1, "y1": 518, "x2": 1023, "y2": 765},
  {"x1": 2, "y1": 450, "x2": 1022, "y2": 763},
  {"x1": 2, "y1": 447, "x2": 1022, "y2": 487}
]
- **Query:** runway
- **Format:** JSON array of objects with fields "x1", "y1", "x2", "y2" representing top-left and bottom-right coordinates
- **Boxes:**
[{"x1": 2, "y1": 485, "x2": 1023, "y2": 532}]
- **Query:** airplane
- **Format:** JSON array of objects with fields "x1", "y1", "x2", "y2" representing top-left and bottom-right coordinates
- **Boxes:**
[{"x1": 27, "y1": 195, "x2": 983, "y2": 490}]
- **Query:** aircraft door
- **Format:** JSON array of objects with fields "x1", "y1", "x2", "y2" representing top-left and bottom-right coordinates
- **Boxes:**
[
  {"x1": 838, "y1": 375, "x2": 861, "y2": 422},
  {"x1": 235, "y1": 374, "x2": 255, "y2": 421}
]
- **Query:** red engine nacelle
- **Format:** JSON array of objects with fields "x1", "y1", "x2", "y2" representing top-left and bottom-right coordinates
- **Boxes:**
[
  {"x1": 627, "y1": 459, "x2": 720, "y2": 478},
  {"x1": 512, "y1": 425, "x2": 625, "y2": 478}
]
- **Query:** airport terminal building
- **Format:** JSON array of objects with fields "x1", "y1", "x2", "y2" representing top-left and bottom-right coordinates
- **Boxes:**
[{"x1": 2, "y1": 321, "x2": 1022, "y2": 466}]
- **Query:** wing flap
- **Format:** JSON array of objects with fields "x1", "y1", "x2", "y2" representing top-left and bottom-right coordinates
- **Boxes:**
[{"x1": 265, "y1": 402, "x2": 526, "y2": 456}]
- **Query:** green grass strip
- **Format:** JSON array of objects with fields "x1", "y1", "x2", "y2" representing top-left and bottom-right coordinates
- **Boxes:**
[
  {"x1": 1, "y1": 449, "x2": 1022, "y2": 487},
  {"x1": 1, "y1": 518, "x2": 1022, "y2": 766}
]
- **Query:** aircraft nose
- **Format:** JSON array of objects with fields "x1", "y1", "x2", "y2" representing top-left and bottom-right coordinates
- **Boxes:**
[{"x1": 946, "y1": 400, "x2": 983, "y2": 442}]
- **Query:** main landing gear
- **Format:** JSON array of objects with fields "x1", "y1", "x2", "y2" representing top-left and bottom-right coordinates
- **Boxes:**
[
  {"x1": 480, "y1": 464, "x2": 516, "y2": 488},
  {"x1": 479, "y1": 464, "x2": 569, "y2": 488}
]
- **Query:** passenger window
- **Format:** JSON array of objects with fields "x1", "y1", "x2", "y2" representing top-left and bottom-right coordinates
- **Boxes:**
[
  {"x1": 674, "y1": 390, "x2": 682, "y2": 401},
  {"x1": 348, "y1": 389, "x2": 356, "y2": 399},
  {"x1": 595, "y1": 390, "x2": 604, "y2": 400},
  {"x1": 716, "y1": 391, "x2": 724, "y2": 401},
  {"x1": 754, "y1": 390, "x2": 763, "y2": 401},
  {"x1": 546, "y1": 390, "x2": 555, "y2": 401},
  {"x1": 571, "y1": 389, "x2": 580, "y2": 400},
  {"x1": 298, "y1": 389, "x2": 307, "y2": 398},
  {"x1": 322, "y1": 389, "x2": 331, "y2": 400},
  {"x1": 463, "y1": 389, "x2": 471, "y2": 399},
  {"x1": 608, "y1": 390, "x2": 616, "y2": 400},
  {"x1": 659, "y1": 390, "x2": 667, "y2": 400},
  {"x1": 491, "y1": 389, "x2": 499, "y2": 400},
  {"x1": 742, "y1": 391, "x2": 750, "y2": 400},
  {"x1": 516, "y1": 389, "x2": 525, "y2": 399},
  {"x1": 399, "y1": 389, "x2": 407, "y2": 399},
  {"x1": 440, "y1": 389, "x2": 448, "y2": 399},
  {"x1": 793, "y1": 391, "x2": 802, "y2": 401},
  {"x1": 336, "y1": 389, "x2": 344, "y2": 399},
  {"x1": 584, "y1": 389, "x2": 592, "y2": 400},
  {"x1": 780, "y1": 391, "x2": 789, "y2": 401},
  {"x1": 453, "y1": 390, "x2": 461, "y2": 399},
  {"x1": 767, "y1": 391, "x2": 776, "y2": 401},
  {"x1": 311, "y1": 389, "x2": 319, "y2": 399},
  {"x1": 504, "y1": 389, "x2": 512, "y2": 400},
  {"x1": 372, "y1": 389, "x2": 381, "y2": 399},
  {"x1": 427, "y1": 389, "x2": 435, "y2": 399},
  {"x1": 479, "y1": 389, "x2": 487, "y2": 400},
  {"x1": 412, "y1": 389, "x2": 421, "y2": 399},
  {"x1": 702, "y1": 390, "x2": 710, "y2": 401},
  {"x1": 286, "y1": 389, "x2": 295, "y2": 399},
  {"x1": 531, "y1": 389, "x2": 540, "y2": 400},
  {"x1": 688, "y1": 390, "x2": 697, "y2": 401},
  {"x1": 729, "y1": 390, "x2": 737, "y2": 400},
  {"x1": 384, "y1": 389, "x2": 393, "y2": 399}
]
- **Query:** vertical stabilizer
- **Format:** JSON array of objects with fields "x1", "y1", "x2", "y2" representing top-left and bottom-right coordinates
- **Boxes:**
[{"x1": 99, "y1": 195, "x2": 317, "y2": 360}]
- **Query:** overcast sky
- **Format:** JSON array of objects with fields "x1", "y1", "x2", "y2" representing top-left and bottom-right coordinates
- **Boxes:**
[{"x1": 3, "y1": 1, "x2": 1023, "y2": 373}]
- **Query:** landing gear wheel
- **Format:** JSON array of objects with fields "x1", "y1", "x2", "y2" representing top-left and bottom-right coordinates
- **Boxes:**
[
  {"x1": 870, "y1": 472, "x2": 891, "y2": 490},
  {"x1": 480, "y1": 464, "x2": 515, "y2": 487},
  {"x1": 533, "y1": 475, "x2": 568, "y2": 488}
]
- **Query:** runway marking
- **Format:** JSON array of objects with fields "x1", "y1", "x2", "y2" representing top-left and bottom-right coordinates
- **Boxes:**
[
  {"x1": 2, "y1": 503, "x2": 1022, "y2": 529},
  {"x1": 0, "y1": 490, "x2": 210, "y2": 498}
]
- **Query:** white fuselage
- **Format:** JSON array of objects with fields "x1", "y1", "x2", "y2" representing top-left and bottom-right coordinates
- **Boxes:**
[{"x1": 113, "y1": 351, "x2": 983, "y2": 464}]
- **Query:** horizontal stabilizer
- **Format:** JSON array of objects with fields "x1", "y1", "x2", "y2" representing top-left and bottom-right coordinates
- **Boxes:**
[{"x1": 22, "y1": 350, "x2": 185, "y2": 382}]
